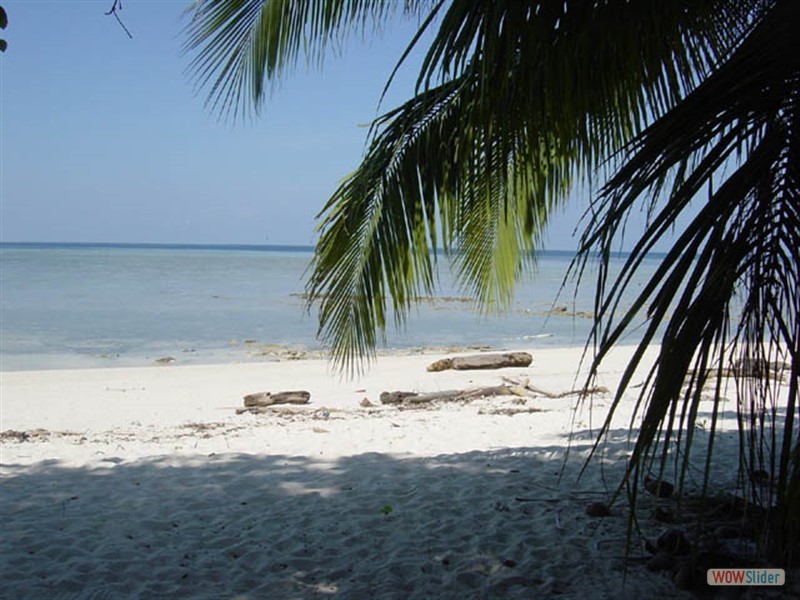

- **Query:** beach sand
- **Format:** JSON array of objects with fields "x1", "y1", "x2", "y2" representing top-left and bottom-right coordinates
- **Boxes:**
[{"x1": 0, "y1": 346, "x2": 750, "y2": 598}]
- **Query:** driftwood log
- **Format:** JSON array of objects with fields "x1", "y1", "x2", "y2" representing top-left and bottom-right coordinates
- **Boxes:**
[
  {"x1": 380, "y1": 385, "x2": 518, "y2": 406},
  {"x1": 427, "y1": 351, "x2": 532, "y2": 372},
  {"x1": 242, "y1": 390, "x2": 310, "y2": 408}
]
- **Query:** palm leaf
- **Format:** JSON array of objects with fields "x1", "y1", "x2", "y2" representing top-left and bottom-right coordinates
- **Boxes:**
[
  {"x1": 183, "y1": 0, "x2": 431, "y2": 119},
  {"x1": 307, "y1": 0, "x2": 750, "y2": 371},
  {"x1": 305, "y1": 71, "x2": 551, "y2": 372},
  {"x1": 575, "y1": 0, "x2": 799, "y2": 563},
  {"x1": 0, "y1": 4, "x2": 7, "y2": 52}
]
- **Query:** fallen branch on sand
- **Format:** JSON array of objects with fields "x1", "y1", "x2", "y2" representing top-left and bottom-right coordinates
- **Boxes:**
[
  {"x1": 380, "y1": 385, "x2": 519, "y2": 406},
  {"x1": 502, "y1": 377, "x2": 609, "y2": 399},
  {"x1": 426, "y1": 351, "x2": 532, "y2": 372},
  {"x1": 380, "y1": 378, "x2": 608, "y2": 408}
]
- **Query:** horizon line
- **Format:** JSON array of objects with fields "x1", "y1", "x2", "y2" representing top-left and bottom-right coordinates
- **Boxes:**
[{"x1": 0, "y1": 240, "x2": 586, "y2": 255}]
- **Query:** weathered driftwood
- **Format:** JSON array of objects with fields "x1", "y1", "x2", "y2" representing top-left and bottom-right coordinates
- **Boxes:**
[
  {"x1": 427, "y1": 351, "x2": 532, "y2": 372},
  {"x1": 380, "y1": 385, "x2": 518, "y2": 406},
  {"x1": 243, "y1": 390, "x2": 311, "y2": 408},
  {"x1": 526, "y1": 384, "x2": 608, "y2": 398},
  {"x1": 501, "y1": 376, "x2": 609, "y2": 399}
]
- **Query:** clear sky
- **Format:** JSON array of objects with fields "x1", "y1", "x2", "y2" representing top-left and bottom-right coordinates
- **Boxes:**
[{"x1": 0, "y1": 1, "x2": 608, "y2": 249}]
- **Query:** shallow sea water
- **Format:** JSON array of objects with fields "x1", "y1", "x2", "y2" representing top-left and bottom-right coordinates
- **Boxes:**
[{"x1": 0, "y1": 243, "x2": 661, "y2": 370}]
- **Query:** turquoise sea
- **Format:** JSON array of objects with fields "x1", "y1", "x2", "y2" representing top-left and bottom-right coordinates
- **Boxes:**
[{"x1": 0, "y1": 243, "x2": 661, "y2": 371}]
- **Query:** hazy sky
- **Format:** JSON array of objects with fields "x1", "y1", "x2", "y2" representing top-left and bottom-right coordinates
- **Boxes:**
[{"x1": 1, "y1": 1, "x2": 609, "y2": 249}]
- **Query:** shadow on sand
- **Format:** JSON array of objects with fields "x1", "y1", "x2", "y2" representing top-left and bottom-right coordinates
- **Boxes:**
[{"x1": 1, "y1": 428, "x2": 786, "y2": 599}]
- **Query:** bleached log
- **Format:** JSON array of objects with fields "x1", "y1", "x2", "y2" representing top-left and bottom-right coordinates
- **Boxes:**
[
  {"x1": 426, "y1": 352, "x2": 532, "y2": 372},
  {"x1": 243, "y1": 390, "x2": 310, "y2": 407},
  {"x1": 380, "y1": 385, "x2": 518, "y2": 406}
]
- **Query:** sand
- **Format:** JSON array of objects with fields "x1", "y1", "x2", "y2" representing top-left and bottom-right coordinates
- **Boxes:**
[{"x1": 0, "y1": 346, "x2": 750, "y2": 598}]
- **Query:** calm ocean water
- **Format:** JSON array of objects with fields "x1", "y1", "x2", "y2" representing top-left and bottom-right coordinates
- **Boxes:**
[{"x1": 0, "y1": 243, "x2": 661, "y2": 371}]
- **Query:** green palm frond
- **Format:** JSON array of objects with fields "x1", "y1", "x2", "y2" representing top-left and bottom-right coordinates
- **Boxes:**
[
  {"x1": 185, "y1": 0, "x2": 751, "y2": 367},
  {"x1": 183, "y1": 0, "x2": 431, "y2": 119},
  {"x1": 307, "y1": 0, "x2": 748, "y2": 371},
  {"x1": 305, "y1": 72, "x2": 552, "y2": 373}
]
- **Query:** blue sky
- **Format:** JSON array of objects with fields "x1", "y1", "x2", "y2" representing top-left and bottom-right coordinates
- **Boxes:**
[{"x1": 1, "y1": 1, "x2": 597, "y2": 249}]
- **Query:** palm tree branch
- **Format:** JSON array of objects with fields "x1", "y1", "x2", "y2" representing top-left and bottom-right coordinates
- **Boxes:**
[
  {"x1": 574, "y1": 2, "x2": 799, "y2": 561},
  {"x1": 183, "y1": 0, "x2": 430, "y2": 119}
]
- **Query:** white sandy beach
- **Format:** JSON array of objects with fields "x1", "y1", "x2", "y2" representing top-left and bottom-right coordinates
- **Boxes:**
[{"x1": 0, "y1": 346, "x2": 753, "y2": 598}]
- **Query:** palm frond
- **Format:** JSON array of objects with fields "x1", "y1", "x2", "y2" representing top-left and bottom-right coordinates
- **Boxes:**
[
  {"x1": 308, "y1": 0, "x2": 752, "y2": 370},
  {"x1": 183, "y1": 0, "x2": 431, "y2": 119},
  {"x1": 0, "y1": 4, "x2": 8, "y2": 52},
  {"x1": 305, "y1": 69, "x2": 555, "y2": 373},
  {"x1": 574, "y1": 0, "x2": 799, "y2": 563}
]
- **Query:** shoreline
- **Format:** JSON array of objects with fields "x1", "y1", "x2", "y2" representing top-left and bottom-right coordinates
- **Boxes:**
[
  {"x1": 0, "y1": 341, "x2": 525, "y2": 374},
  {"x1": 0, "y1": 345, "x2": 751, "y2": 598},
  {"x1": 0, "y1": 334, "x2": 579, "y2": 374}
]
